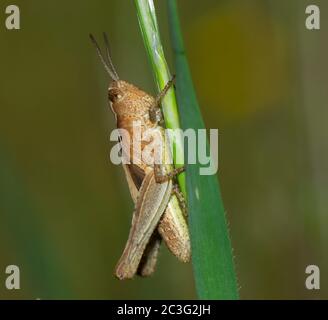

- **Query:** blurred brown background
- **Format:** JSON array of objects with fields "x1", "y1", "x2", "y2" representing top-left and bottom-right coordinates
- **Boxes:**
[{"x1": 0, "y1": 0, "x2": 327, "y2": 299}]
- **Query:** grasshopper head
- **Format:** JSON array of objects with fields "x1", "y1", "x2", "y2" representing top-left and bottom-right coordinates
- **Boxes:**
[
  {"x1": 108, "y1": 80, "x2": 123, "y2": 103},
  {"x1": 108, "y1": 80, "x2": 151, "y2": 117},
  {"x1": 90, "y1": 33, "x2": 153, "y2": 118},
  {"x1": 107, "y1": 80, "x2": 127, "y2": 116}
]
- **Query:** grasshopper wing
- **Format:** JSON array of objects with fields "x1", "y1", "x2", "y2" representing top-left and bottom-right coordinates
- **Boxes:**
[
  {"x1": 115, "y1": 170, "x2": 172, "y2": 280},
  {"x1": 122, "y1": 164, "x2": 162, "y2": 277}
]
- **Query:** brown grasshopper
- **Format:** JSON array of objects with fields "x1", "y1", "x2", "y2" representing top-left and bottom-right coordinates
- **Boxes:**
[{"x1": 90, "y1": 33, "x2": 190, "y2": 280}]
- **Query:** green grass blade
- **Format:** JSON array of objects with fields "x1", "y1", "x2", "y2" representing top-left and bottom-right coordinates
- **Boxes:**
[{"x1": 167, "y1": 0, "x2": 239, "y2": 299}]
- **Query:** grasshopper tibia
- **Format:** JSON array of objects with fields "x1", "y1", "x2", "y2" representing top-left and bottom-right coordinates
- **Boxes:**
[
  {"x1": 172, "y1": 184, "x2": 187, "y2": 217},
  {"x1": 154, "y1": 165, "x2": 185, "y2": 184},
  {"x1": 149, "y1": 75, "x2": 175, "y2": 124}
]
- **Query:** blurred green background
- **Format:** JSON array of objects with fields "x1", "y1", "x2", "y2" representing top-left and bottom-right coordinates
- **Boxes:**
[{"x1": 0, "y1": 0, "x2": 327, "y2": 299}]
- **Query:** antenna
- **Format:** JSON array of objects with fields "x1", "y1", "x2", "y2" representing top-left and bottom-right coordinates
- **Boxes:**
[
  {"x1": 89, "y1": 33, "x2": 119, "y2": 81},
  {"x1": 103, "y1": 32, "x2": 119, "y2": 80}
]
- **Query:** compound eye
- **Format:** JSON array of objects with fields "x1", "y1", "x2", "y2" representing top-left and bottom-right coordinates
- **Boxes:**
[{"x1": 108, "y1": 88, "x2": 122, "y2": 102}]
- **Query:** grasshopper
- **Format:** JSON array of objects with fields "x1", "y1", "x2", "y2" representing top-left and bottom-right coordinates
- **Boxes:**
[{"x1": 90, "y1": 33, "x2": 190, "y2": 280}]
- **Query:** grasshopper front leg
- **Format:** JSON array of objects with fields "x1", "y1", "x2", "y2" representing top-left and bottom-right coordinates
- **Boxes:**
[{"x1": 149, "y1": 75, "x2": 175, "y2": 124}]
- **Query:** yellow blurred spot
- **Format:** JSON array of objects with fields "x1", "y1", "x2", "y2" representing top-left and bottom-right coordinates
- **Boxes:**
[{"x1": 186, "y1": 3, "x2": 289, "y2": 121}]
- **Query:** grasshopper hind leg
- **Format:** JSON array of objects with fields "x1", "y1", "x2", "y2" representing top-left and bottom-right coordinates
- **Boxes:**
[
  {"x1": 137, "y1": 231, "x2": 162, "y2": 277},
  {"x1": 172, "y1": 184, "x2": 187, "y2": 217}
]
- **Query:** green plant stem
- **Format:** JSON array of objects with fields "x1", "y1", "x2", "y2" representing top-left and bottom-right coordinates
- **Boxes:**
[{"x1": 135, "y1": 0, "x2": 186, "y2": 198}]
